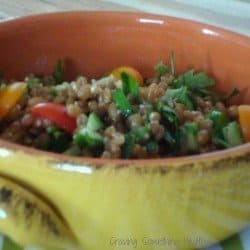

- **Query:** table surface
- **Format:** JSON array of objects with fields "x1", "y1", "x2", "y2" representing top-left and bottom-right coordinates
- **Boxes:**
[{"x1": 0, "y1": 0, "x2": 135, "y2": 18}]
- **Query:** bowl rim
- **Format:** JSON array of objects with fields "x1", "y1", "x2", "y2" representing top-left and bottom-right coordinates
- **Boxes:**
[
  {"x1": 1, "y1": 10, "x2": 249, "y2": 38},
  {"x1": 0, "y1": 10, "x2": 249, "y2": 167},
  {"x1": 1, "y1": 138, "x2": 250, "y2": 168}
]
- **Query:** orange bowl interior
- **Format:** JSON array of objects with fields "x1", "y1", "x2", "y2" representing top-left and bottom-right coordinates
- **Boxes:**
[{"x1": 0, "y1": 11, "x2": 249, "y2": 104}]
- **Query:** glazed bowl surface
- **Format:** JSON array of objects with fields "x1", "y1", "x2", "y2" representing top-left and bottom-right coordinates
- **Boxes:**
[{"x1": 0, "y1": 11, "x2": 249, "y2": 250}]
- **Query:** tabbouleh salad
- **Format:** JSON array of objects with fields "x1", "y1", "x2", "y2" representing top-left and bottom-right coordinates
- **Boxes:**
[{"x1": 0, "y1": 54, "x2": 249, "y2": 159}]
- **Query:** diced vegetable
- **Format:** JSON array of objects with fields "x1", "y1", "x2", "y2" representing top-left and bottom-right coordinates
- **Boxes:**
[
  {"x1": 121, "y1": 124, "x2": 150, "y2": 158},
  {"x1": 183, "y1": 122, "x2": 198, "y2": 153},
  {"x1": 112, "y1": 89, "x2": 133, "y2": 117},
  {"x1": 73, "y1": 112, "x2": 104, "y2": 149},
  {"x1": 206, "y1": 110, "x2": 228, "y2": 147},
  {"x1": 222, "y1": 121, "x2": 244, "y2": 148},
  {"x1": 0, "y1": 82, "x2": 27, "y2": 120},
  {"x1": 50, "y1": 82, "x2": 70, "y2": 96},
  {"x1": 45, "y1": 126, "x2": 71, "y2": 153},
  {"x1": 73, "y1": 129, "x2": 104, "y2": 148},
  {"x1": 238, "y1": 105, "x2": 250, "y2": 142},
  {"x1": 94, "y1": 75, "x2": 114, "y2": 85},
  {"x1": 121, "y1": 72, "x2": 139, "y2": 98},
  {"x1": 206, "y1": 110, "x2": 243, "y2": 148},
  {"x1": 29, "y1": 103, "x2": 77, "y2": 133},
  {"x1": 87, "y1": 112, "x2": 104, "y2": 131},
  {"x1": 111, "y1": 66, "x2": 143, "y2": 86}
]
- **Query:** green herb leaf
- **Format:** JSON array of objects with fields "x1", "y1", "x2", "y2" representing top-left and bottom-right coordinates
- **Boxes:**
[
  {"x1": 157, "y1": 103, "x2": 181, "y2": 153},
  {"x1": 157, "y1": 103, "x2": 178, "y2": 126},
  {"x1": 206, "y1": 110, "x2": 228, "y2": 134},
  {"x1": 132, "y1": 124, "x2": 150, "y2": 142},
  {"x1": 121, "y1": 72, "x2": 139, "y2": 97},
  {"x1": 162, "y1": 86, "x2": 194, "y2": 109},
  {"x1": 122, "y1": 132, "x2": 135, "y2": 159},
  {"x1": 212, "y1": 135, "x2": 229, "y2": 148},
  {"x1": 223, "y1": 87, "x2": 239, "y2": 101},
  {"x1": 155, "y1": 52, "x2": 175, "y2": 77},
  {"x1": 183, "y1": 122, "x2": 198, "y2": 153},
  {"x1": 26, "y1": 76, "x2": 40, "y2": 91},
  {"x1": 174, "y1": 69, "x2": 215, "y2": 92},
  {"x1": 112, "y1": 89, "x2": 133, "y2": 117},
  {"x1": 164, "y1": 130, "x2": 176, "y2": 146},
  {"x1": 170, "y1": 51, "x2": 175, "y2": 76},
  {"x1": 155, "y1": 61, "x2": 168, "y2": 76},
  {"x1": 209, "y1": 87, "x2": 239, "y2": 102},
  {"x1": 175, "y1": 70, "x2": 238, "y2": 102},
  {"x1": 52, "y1": 60, "x2": 64, "y2": 84},
  {"x1": 146, "y1": 140, "x2": 158, "y2": 154}
]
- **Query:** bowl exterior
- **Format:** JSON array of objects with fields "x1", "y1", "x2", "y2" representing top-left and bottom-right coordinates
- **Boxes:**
[{"x1": 0, "y1": 145, "x2": 249, "y2": 250}]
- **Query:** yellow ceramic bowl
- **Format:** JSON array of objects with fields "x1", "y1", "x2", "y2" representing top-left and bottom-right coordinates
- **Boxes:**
[{"x1": 0, "y1": 11, "x2": 249, "y2": 250}]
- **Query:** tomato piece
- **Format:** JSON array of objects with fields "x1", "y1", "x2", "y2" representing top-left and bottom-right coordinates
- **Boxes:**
[
  {"x1": 111, "y1": 66, "x2": 143, "y2": 86},
  {"x1": 29, "y1": 103, "x2": 77, "y2": 134},
  {"x1": 238, "y1": 105, "x2": 250, "y2": 142},
  {"x1": 0, "y1": 82, "x2": 27, "y2": 120}
]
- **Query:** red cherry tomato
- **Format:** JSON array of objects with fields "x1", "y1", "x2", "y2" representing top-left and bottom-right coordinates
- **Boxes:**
[{"x1": 29, "y1": 103, "x2": 77, "y2": 133}]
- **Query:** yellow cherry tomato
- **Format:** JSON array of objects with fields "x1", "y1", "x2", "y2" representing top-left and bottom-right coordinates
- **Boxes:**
[
  {"x1": 238, "y1": 105, "x2": 250, "y2": 142},
  {"x1": 111, "y1": 66, "x2": 143, "y2": 86},
  {"x1": 0, "y1": 82, "x2": 27, "y2": 120}
]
